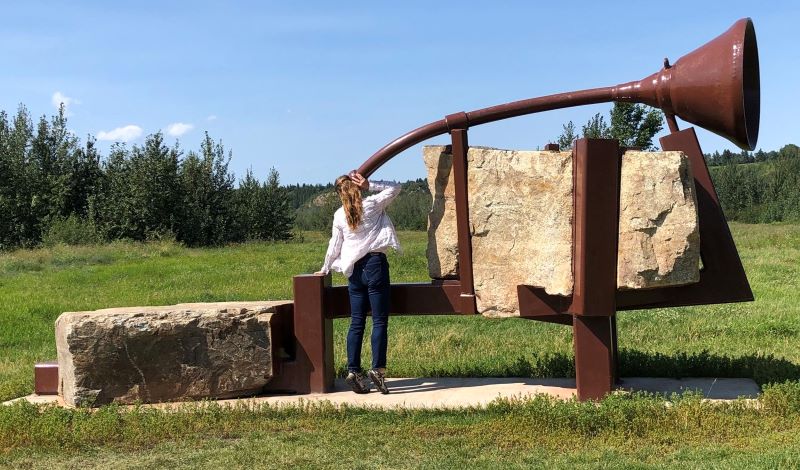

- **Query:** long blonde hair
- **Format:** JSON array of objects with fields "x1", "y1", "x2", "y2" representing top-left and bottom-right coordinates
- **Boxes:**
[{"x1": 335, "y1": 175, "x2": 363, "y2": 230}]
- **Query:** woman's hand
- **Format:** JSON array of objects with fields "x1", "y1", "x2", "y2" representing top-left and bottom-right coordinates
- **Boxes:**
[{"x1": 349, "y1": 171, "x2": 369, "y2": 191}]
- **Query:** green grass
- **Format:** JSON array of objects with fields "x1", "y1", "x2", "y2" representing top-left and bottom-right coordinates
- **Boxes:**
[
  {"x1": 1, "y1": 224, "x2": 800, "y2": 467},
  {"x1": 3, "y1": 387, "x2": 800, "y2": 468}
]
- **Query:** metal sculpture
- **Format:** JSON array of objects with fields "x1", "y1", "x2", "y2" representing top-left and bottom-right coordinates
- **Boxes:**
[{"x1": 269, "y1": 18, "x2": 758, "y2": 400}]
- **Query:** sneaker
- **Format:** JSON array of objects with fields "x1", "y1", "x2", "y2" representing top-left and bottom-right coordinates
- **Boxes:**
[
  {"x1": 345, "y1": 371, "x2": 370, "y2": 394},
  {"x1": 368, "y1": 369, "x2": 390, "y2": 394}
]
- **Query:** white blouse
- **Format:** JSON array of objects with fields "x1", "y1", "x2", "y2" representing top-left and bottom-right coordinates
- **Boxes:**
[{"x1": 320, "y1": 182, "x2": 401, "y2": 278}]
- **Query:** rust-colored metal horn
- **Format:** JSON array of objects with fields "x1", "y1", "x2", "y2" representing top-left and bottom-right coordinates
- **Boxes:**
[
  {"x1": 612, "y1": 18, "x2": 760, "y2": 150},
  {"x1": 358, "y1": 18, "x2": 760, "y2": 176}
]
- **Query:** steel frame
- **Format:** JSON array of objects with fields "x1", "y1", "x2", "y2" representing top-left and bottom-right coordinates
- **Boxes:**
[{"x1": 273, "y1": 125, "x2": 752, "y2": 400}]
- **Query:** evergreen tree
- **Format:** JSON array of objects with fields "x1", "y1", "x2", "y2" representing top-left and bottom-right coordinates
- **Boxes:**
[
  {"x1": 555, "y1": 121, "x2": 578, "y2": 150},
  {"x1": 177, "y1": 133, "x2": 235, "y2": 246},
  {"x1": 581, "y1": 113, "x2": 610, "y2": 139},
  {"x1": 261, "y1": 168, "x2": 294, "y2": 241},
  {"x1": 3, "y1": 106, "x2": 37, "y2": 247},
  {"x1": 66, "y1": 137, "x2": 103, "y2": 218},
  {"x1": 232, "y1": 168, "x2": 264, "y2": 240},
  {"x1": 94, "y1": 144, "x2": 133, "y2": 239}
]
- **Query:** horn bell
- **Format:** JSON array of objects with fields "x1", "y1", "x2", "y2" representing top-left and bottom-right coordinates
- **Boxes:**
[{"x1": 613, "y1": 18, "x2": 760, "y2": 150}]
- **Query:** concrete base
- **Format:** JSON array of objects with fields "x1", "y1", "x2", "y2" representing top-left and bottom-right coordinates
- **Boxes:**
[{"x1": 3, "y1": 377, "x2": 760, "y2": 409}]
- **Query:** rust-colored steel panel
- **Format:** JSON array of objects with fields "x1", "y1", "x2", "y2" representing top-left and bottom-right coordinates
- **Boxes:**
[
  {"x1": 569, "y1": 138, "x2": 621, "y2": 400},
  {"x1": 450, "y1": 128, "x2": 478, "y2": 314},
  {"x1": 34, "y1": 361, "x2": 59, "y2": 395},
  {"x1": 569, "y1": 139, "x2": 621, "y2": 317},
  {"x1": 324, "y1": 282, "x2": 464, "y2": 318},
  {"x1": 261, "y1": 303, "x2": 300, "y2": 394},
  {"x1": 573, "y1": 316, "x2": 616, "y2": 400},
  {"x1": 287, "y1": 274, "x2": 334, "y2": 394}
]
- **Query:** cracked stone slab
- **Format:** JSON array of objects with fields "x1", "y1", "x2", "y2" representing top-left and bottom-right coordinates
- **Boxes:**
[
  {"x1": 424, "y1": 146, "x2": 700, "y2": 317},
  {"x1": 55, "y1": 301, "x2": 292, "y2": 406}
]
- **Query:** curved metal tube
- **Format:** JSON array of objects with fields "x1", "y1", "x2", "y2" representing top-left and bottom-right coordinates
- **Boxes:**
[{"x1": 357, "y1": 86, "x2": 614, "y2": 177}]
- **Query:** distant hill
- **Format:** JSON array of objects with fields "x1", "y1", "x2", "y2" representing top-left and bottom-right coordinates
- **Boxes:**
[{"x1": 292, "y1": 179, "x2": 431, "y2": 231}]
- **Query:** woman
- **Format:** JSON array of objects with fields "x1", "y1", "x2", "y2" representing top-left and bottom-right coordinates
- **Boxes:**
[{"x1": 316, "y1": 171, "x2": 401, "y2": 394}]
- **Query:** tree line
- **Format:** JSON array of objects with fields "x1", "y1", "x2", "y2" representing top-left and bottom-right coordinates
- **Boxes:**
[
  {"x1": 2, "y1": 102, "x2": 798, "y2": 251},
  {"x1": 710, "y1": 144, "x2": 800, "y2": 223},
  {"x1": 555, "y1": 103, "x2": 800, "y2": 223},
  {"x1": 291, "y1": 179, "x2": 431, "y2": 232},
  {"x1": 0, "y1": 105, "x2": 292, "y2": 250}
]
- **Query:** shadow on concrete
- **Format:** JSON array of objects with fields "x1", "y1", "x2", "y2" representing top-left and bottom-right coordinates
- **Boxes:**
[{"x1": 374, "y1": 377, "x2": 575, "y2": 396}]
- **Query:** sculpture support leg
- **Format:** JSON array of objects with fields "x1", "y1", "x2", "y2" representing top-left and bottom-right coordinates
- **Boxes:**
[
  {"x1": 569, "y1": 138, "x2": 621, "y2": 401},
  {"x1": 292, "y1": 274, "x2": 334, "y2": 393},
  {"x1": 574, "y1": 316, "x2": 615, "y2": 400}
]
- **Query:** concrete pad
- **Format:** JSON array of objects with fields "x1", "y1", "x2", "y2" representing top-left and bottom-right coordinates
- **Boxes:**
[{"x1": 3, "y1": 377, "x2": 760, "y2": 409}]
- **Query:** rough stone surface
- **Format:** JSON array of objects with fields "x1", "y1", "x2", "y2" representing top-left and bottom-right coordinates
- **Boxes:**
[
  {"x1": 425, "y1": 146, "x2": 574, "y2": 316},
  {"x1": 424, "y1": 145, "x2": 700, "y2": 317},
  {"x1": 56, "y1": 301, "x2": 292, "y2": 406},
  {"x1": 617, "y1": 151, "x2": 700, "y2": 289}
]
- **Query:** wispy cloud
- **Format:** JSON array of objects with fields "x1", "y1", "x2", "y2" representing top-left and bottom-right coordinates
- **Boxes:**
[
  {"x1": 52, "y1": 91, "x2": 80, "y2": 115},
  {"x1": 206, "y1": 115, "x2": 217, "y2": 121},
  {"x1": 97, "y1": 125, "x2": 143, "y2": 142},
  {"x1": 166, "y1": 122, "x2": 194, "y2": 137}
]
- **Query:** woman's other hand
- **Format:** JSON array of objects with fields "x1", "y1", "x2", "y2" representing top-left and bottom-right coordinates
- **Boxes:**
[{"x1": 349, "y1": 171, "x2": 369, "y2": 191}]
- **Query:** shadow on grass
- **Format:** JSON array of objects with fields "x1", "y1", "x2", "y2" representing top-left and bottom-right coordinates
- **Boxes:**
[
  {"x1": 619, "y1": 349, "x2": 800, "y2": 385},
  {"x1": 387, "y1": 350, "x2": 800, "y2": 386}
]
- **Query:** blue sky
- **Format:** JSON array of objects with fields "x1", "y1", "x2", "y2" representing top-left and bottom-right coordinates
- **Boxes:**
[{"x1": 2, "y1": 1, "x2": 798, "y2": 184}]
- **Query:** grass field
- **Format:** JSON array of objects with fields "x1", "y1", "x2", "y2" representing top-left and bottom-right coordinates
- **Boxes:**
[{"x1": 2, "y1": 223, "x2": 800, "y2": 468}]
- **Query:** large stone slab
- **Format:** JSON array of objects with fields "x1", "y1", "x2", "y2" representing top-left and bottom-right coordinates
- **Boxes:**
[
  {"x1": 56, "y1": 301, "x2": 292, "y2": 406},
  {"x1": 424, "y1": 145, "x2": 700, "y2": 317},
  {"x1": 617, "y1": 151, "x2": 700, "y2": 289}
]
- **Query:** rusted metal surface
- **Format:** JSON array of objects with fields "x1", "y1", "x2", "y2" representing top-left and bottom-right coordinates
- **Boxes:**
[
  {"x1": 569, "y1": 138, "x2": 621, "y2": 400},
  {"x1": 34, "y1": 361, "x2": 59, "y2": 395},
  {"x1": 324, "y1": 281, "x2": 463, "y2": 318},
  {"x1": 358, "y1": 18, "x2": 759, "y2": 177},
  {"x1": 261, "y1": 303, "x2": 299, "y2": 394},
  {"x1": 665, "y1": 114, "x2": 680, "y2": 133},
  {"x1": 544, "y1": 143, "x2": 560, "y2": 151},
  {"x1": 280, "y1": 274, "x2": 334, "y2": 394},
  {"x1": 450, "y1": 129, "x2": 478, "y2": 314},
  {"x1": 614, "y1": 18, "x2": 760, "y2": 150},
  {"x1": 568, "y1": 139, "x2": 621, "y2": 317},
  {"x1": 573, "y1": 316, "x2": 616, "y2": 400}
]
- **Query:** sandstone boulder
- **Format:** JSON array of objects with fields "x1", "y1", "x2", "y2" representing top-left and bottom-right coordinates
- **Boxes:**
[
  {"x1": 56, "y1": 301, "x2": 292, "y2": 406},
  {"x1": 617, "y1": 151, "x2": 700, "y2": 289},
  {"x1": 424, "y1": 145, "x2": 700, "y2": 317}
]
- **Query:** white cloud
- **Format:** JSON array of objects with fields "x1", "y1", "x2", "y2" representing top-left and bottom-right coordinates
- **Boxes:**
[
  {"x1": 206, "y1": 115, "x2": 217, "y2": 121},
  {"x1": 51, "y1": 91, "x2": 80, "y2": 115},
  {"x1": 166, "y1": 122, "x2": 194, "y2": 137},
  {"x1": 96, "y1": 125, "x2": 143, "y2": 142}
]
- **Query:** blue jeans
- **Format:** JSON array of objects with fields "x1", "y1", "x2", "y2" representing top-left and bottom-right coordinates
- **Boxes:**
[{"x1": 346, "y1": 252, "x2": 390, "y2": 373}]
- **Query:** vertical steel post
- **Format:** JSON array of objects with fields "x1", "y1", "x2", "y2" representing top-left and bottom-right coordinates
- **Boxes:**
[
  {"x1": 451, "y1": 128, "x2": 477, "y2": 314},
  {"x1": 292, "y1": 274, "x2": 334, "y2": 393},
  {"x1": 570, "y1": 138, "x2": 621, "y2": 400}
]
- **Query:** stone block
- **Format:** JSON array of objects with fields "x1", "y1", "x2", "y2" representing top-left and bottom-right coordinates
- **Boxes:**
[
  {"x1": 56, "y1": 301, "x2": 292, "y2": 406},
  {"x1": 424, "y1": 145, "x2": 700, "y2": 317}
]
